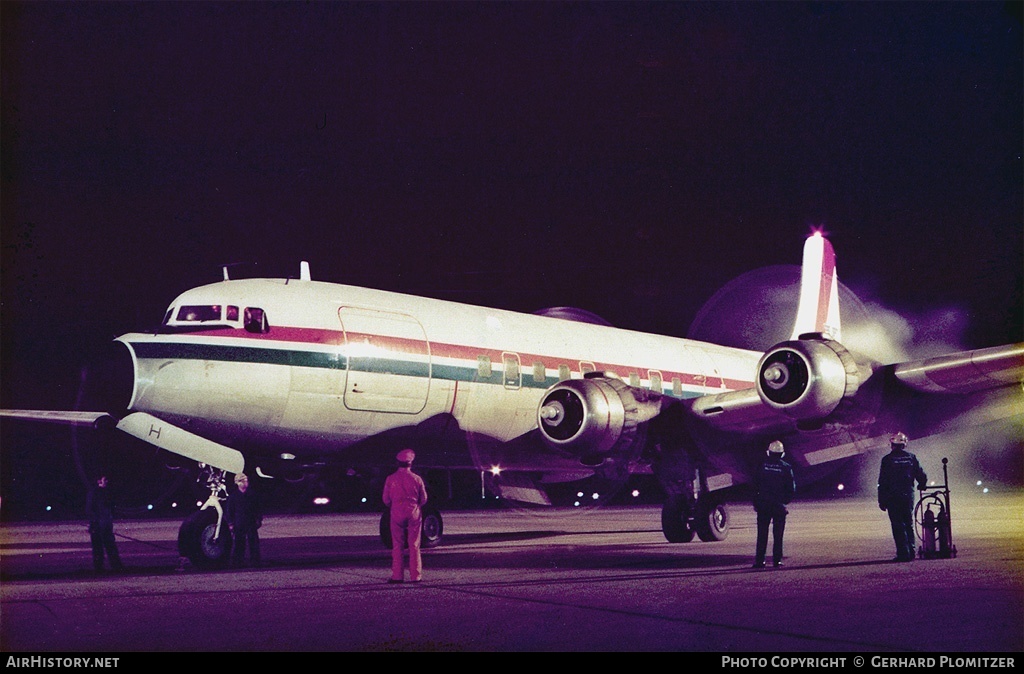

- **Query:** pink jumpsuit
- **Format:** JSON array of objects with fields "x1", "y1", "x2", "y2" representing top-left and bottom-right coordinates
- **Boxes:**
[{"x1": 382, "y1": 467, "x2": 428, "y2": 581}]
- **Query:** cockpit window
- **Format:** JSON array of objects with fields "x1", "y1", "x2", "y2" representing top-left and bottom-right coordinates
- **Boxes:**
[
  {"x1": 244, "y1": 307, "x2": 269, "y2": 333},
  {"x1": 160, "y1": 303, "x2": 268, "y2": 334},
  {"x1": 176, "y1": 305, "x2": 223, "y2": 322}
]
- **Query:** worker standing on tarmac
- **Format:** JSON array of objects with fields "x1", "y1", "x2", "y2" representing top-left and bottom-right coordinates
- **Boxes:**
[
  {"x1": 752, "y1": 440, "x2": 796, "y2": 569},
  {"x1": 86, "y1": 475, "x2": 126, "y2": 573},
  {"x1": 878, "y1": 432, "x2": 928, "y2": 562},
  {"x1": 383, "y1": 449, "x2": 428, "y2": 584}
]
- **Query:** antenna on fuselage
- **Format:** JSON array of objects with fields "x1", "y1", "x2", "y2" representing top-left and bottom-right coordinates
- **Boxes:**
[
  {"x1": 300, "y1": 261, "x2": 311, "y2": 281},
  {"x1": 220, "y1": 261, "x2": 246, "y2": 281}
]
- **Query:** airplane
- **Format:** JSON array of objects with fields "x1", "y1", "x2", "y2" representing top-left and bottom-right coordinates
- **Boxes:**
[{"x1": 2, "y1": 232, "x2": 1022, "y2": 567}]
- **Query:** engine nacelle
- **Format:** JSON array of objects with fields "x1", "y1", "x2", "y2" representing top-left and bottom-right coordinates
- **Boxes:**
[
  {"x1": 756, "y1": 335, "x2": 863, "y2": 420},
  {"x1": 536, "y1": 376, "x2": 661, "y2": 466}
]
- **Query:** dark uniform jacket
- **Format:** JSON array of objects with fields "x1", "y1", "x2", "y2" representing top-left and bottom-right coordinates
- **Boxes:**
[
  {"x1": 754, "y1": 457, "x2": 796, "y2": 512},
  {"x1": 86, "y1": 486, "x2": 115, "y2": 531},
  {"x1": 226, "y1": 488, "x2": 263, "y2": 533},
  {"x1": 877, "y1": 449, "x2": 927, "y2": 508}
]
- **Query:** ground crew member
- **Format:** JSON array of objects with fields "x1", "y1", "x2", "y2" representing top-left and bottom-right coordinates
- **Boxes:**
[
  {"x1": 383, "y1": 448, "x2": 428, "y2": 583},
  {"x1": 752, "y1": 440, "x2": 795, "y2": 568},
  {"x1": 86, "y1": 475, "x2": 125, "y2": 573},
  {"x1": 877, "y1": 432, "x2": 927, "y2": 562},
  {"x1": 226, "y1": 472, "x2": 262, "y2": 567}
]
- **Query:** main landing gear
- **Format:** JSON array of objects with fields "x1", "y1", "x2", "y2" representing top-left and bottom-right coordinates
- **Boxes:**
[
  {"x1": 379, "y1": 504, "x2": 445, "y2": 549},
  {"x1": 661, "y1": 494, "x2": 730, "y2": 543}
]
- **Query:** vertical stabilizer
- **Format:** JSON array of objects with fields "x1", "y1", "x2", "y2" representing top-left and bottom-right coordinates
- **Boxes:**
[{"x1": 790, "y1": 233, "x2": 841, "y2": 341}]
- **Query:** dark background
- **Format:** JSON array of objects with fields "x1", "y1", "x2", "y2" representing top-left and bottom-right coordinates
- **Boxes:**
[{"x1": 2, "y1": 2, "x2": 1021, "y2": 518}]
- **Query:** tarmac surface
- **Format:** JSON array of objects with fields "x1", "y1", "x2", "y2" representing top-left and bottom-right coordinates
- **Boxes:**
[{"x1": 1, "y1": 492, "x2": 1021, "y2": 653}]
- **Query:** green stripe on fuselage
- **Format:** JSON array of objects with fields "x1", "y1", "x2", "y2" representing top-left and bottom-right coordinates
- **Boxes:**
[
  {"x1": 133, "y1": 342, "x2": 343, "y2": 369},
  {"x1": 130, "y1": 341, "x2": 695, "y2": 396}
]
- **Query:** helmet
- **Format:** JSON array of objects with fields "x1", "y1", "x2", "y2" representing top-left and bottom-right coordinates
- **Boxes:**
[
  {"x1": 890, "y1": 432, "x2": 908, "y2": 447},
  {"x1": 396, "y1": 449, "x2": 416, "y2": 464},
  {"x1": 234, "y1": 473, "x2": 248, "y2": 483},
  {"x1": 767, "y1": 440, "x2": 785, "y2": 456}
]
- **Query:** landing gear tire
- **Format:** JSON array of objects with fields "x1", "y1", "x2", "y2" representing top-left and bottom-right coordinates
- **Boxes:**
[
  {"x1": 379, "y1": 509, "x2": 393, "y2": 549},
  {"x1": 379, "y1": 505, "x2": 445, "y2": 549},
  {"x1": 661, "y1": 495, "x2": 696, "y2": 543},
  {"x1": 178, "y1": 509, "x2": 233, "y2": 568},
  {"x1": 421, "y1": 504, "x2": 443, "y2": 549},
  {"x1": 695, "y1": 499, "x2": 730, "y2": 542}
]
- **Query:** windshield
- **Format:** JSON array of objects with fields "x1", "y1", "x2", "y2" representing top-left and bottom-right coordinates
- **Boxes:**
[{"x1": 176, "y1": 305, "x2": 224, "y2": 322}]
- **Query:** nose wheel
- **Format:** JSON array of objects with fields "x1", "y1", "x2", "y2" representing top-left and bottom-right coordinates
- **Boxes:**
[{"x1": 177, "y1": 466, "x2": 233, "y2": 568}]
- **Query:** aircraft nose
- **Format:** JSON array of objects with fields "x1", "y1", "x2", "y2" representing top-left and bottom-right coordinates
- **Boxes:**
[{"x1": 76, "y1": 339, "x2": 135, "y2": 419}]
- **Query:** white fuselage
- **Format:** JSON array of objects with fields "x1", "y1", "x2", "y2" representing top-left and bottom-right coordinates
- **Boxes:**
[{"x1": 119, "y1": 278, "x2": 762, "y2": 463}]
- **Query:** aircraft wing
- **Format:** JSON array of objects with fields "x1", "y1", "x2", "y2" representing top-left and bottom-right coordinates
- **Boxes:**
[
  {"x1": 891, "y1": 343, "x2": 1024, "y2": 393},
  {"x1": 669, "y1": 340, "x2": 1024, "y2": 490},
  {"x1": 0, "y1": 410, "x2": 115, "y2": 428},
  {"x1": 686, "y1": 342, "x2": 1024, "y2": 435}
]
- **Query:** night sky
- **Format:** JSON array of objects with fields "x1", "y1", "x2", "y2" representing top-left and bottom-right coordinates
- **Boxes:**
[{"x1": 1, "y1": 3, "x2": 1021, "y2": 511}]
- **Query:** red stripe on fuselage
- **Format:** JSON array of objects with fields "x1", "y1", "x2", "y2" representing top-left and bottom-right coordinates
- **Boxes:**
[{"x1": 154, "y1": 326, "x2": 749, "y2": 391}]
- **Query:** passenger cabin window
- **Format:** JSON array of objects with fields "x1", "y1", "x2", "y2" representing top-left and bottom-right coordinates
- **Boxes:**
[
  {"x1": 503, "y1": 354, "x2": 521, "y2": 389},
  {"x1": 532, "y1": 362, "x2": 546, "y2": 383},
  {"x1": 558, "y1": 365, "x2": 571, "y2": 381},
  {"x1": 477, "y1": 356, "x2": 492, "y2": 379}
]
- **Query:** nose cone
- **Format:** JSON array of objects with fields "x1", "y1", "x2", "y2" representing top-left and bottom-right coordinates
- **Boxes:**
[{"x1": 77, "y1": 339, "x2": 135, "y2": 418}]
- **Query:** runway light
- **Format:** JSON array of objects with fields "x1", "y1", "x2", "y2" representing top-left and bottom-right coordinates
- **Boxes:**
[
  {"x1": 45, "y1": 505, "x2": 52, "y2": 512},
  {"x1": 171, "y1": 502, "x2": 178, "y2": 509},
  {"x1": 313, "y1": 497, "x2": 330, "y2": 506},
  {"x1": 591, "y1": 493, "x2": 599, "y2": 500},
  {"x1": 977, "y1": 480, "x2": 983, "y2": 486},
  {"x1": 360, "y1": 497, "x2": 367, "y2": 504},
  {"x1": 573, "y1": 501, "x2": 582, "y2": 507},
  {"x1": 147, "y1": 504, "x2": 154, "y2": 511},
  {"x1": 631, "y1": 489, "x2": 640, "y2": 498},
  {"x1": 983, "y1": 488, "x2": 989, "y2": 494},
  {"x1": 489, "y1": 465, "x2": 503, "y2": 476},
  {"x1": 577, "y1": 491, "x2": 585, "y2": 498},
  {"x1": 837, "y1": 483, "x2": 845, "y2": 491}
]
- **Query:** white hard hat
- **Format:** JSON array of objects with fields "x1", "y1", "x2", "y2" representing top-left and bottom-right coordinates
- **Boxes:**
[
  {"x1": 767, "y1": 440, "x2": 785, "y2": 455},
  {"x1": 396, "y1": 449, "x2": 416, "y2": 463},
  {"x1": 890, "y1": 432, "x2": 908, "y2": 447}
]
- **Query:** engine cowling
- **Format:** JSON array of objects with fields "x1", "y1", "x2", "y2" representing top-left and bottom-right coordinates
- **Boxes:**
[
  {"x1": 536, "y1": 376, "x2": 661, "y2": 467},
  {"x1": 756, "y1": 335, "x2": 863, "y2": 420}
]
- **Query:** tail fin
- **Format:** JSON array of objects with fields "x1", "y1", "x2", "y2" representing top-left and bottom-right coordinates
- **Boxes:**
[{"x1": 790, "y1": 232, "x2": 841, "y2": 341}]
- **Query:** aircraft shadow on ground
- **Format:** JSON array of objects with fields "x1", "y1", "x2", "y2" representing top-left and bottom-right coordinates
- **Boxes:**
[{"x1": 1, "y1": 530, "x2": 758, "y2": 580}]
